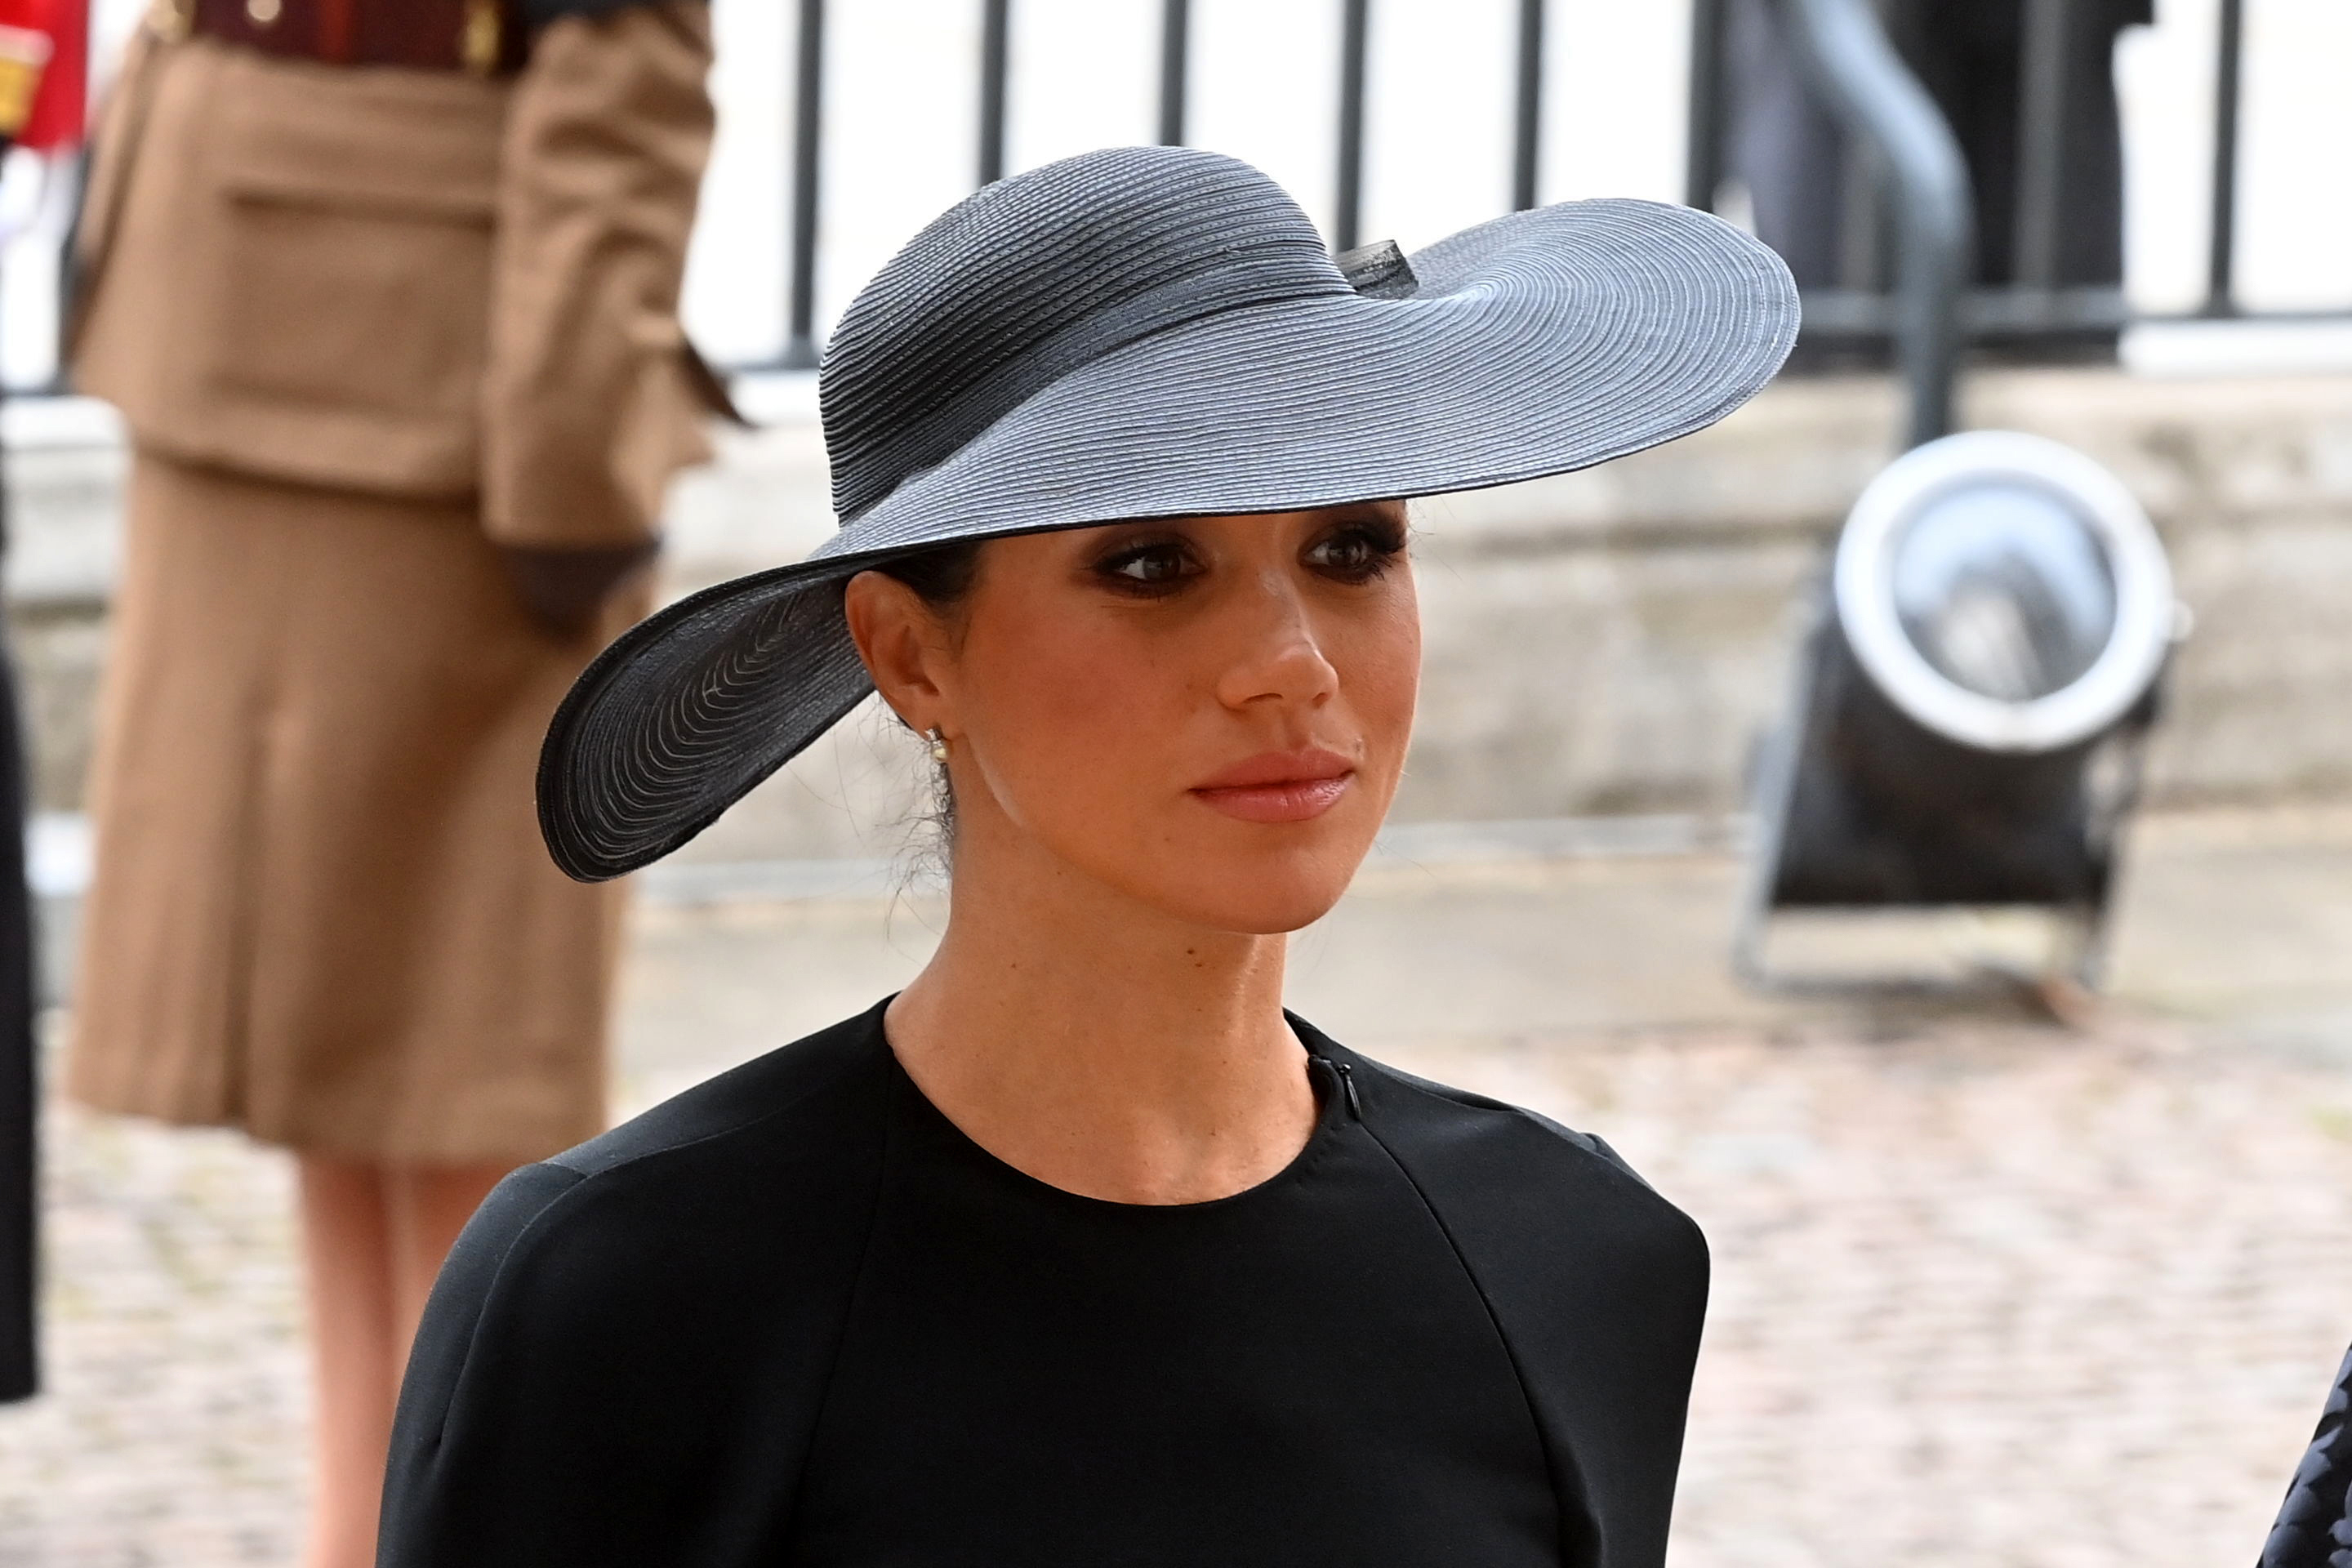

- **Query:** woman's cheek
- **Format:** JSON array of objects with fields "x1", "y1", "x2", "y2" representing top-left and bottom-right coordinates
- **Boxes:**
[
  {"x1": 1022, "y1": 617, "x2": 1161, "y2": 737},
  {"x1": 981, "y1": 620, "x2": 1174, "y2": 821},
  {"x1": 1343, "y1": 592, "x2": 1423, "y2": 768}
]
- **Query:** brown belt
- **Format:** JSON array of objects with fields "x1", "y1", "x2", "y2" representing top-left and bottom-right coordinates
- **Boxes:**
[{"x1": 151, "y1": 0, "x2": 529, "y2": 76}]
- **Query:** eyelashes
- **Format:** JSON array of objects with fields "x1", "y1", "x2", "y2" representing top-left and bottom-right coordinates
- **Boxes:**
[
  {"x1": 1085, "y1": 514, "x2": 1409, "y2": 599},
  {"x1": 1094, "y1": 541, "x2": 1200, "y2": 595},
  {"x1": 1299, "y1": 512, "x2": 1410, "y2": 585},
  {"x1": 1303, "y1": 535, "x2": 1386, "y2": 581}
]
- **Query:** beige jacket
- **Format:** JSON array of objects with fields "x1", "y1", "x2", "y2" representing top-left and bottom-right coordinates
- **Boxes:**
[{"x1": 72, "y1": 2, "x2": 718, "y2": 549}]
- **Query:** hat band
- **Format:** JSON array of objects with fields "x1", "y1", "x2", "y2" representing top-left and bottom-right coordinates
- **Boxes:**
[{"x1": 833, "y1": 256, "x2": 1356, "y2": 522}]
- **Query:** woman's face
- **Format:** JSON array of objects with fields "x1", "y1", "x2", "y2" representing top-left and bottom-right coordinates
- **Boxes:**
[{"x1": 848, "y1": 503, "x2": 1419, "y2": 935}]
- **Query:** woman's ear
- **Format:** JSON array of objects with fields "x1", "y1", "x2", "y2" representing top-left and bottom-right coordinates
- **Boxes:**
[{"x1": 844, "y1": 570, "x2": 953, "y2": 732}]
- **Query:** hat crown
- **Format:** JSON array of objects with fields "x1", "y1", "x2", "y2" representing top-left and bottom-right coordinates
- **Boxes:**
[{"x1": 819, "y1": 146, "x2": 1348, "y2": 523}]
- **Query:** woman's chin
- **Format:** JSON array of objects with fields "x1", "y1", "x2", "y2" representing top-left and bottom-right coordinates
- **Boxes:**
[
  {"x1": 996, "y1": 793, "x2": 1388, "y2": 934},
  {"x1": 1122, "y1": 836, "x2": 1374, "y2": 935},
  {"x1": 1150, "y1": 885, "x2": 1353, "y2": 936}
]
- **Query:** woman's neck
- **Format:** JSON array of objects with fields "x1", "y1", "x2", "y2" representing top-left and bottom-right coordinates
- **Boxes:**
[{"x1": 884, "y1": 829, "x2": 1318, "y2": 1205}]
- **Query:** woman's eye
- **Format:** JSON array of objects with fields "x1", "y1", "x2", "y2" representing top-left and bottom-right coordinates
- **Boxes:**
[
  {"x1": 1305, "y1": 526, "x2": 1400, "y2": 580},
  {"x1": 1098, "y1": 543, "x2": 1196, "y2": 590}
]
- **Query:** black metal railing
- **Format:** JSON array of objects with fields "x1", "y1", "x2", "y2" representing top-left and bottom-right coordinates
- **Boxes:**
[
  {"x1": 782, "y1": 0, "x2": 826, "y2": 370},
  {"x1": 1690, "y1": 0, "x2": 2272, "y2": 340},
  {"x1": 2204, "y1": 0, "x2": 2244, "y2": 317},
  {"x1": 764, "y1": 0, "x2": 2319, "y2": 385},
  {"x1": 773, "y1": 0, "x2": 1563, "y2": 369},
  {"x1": 11, "y1": 0, "x2": 2331, "y2": 391},
  {"x1": 978, "y1": 0, "x2": 1011, "y2": 187}
]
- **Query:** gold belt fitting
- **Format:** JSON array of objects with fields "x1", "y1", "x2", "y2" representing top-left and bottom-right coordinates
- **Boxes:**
[{"x1": 461, "y1": 0, "x2": 501, "y2": 75}]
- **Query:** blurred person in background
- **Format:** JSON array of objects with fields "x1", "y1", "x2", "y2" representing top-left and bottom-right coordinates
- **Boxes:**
[
  {"x1": 1726, "y1": 0, "x2": 2150, "y2": 360},
  {"x1": 59, "y1": 0, "x2": 719, "y2": 1561}
]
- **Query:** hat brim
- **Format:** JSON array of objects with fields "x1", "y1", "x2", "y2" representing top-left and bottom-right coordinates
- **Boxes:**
[{"x1": 540, "y1": 198, "x2": 1797, "y2": 880}]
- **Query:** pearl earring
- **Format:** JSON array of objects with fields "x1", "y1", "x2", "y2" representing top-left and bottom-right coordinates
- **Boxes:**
[{"x1": 927, "y1": 728, "x2": 949, "y2": 764}]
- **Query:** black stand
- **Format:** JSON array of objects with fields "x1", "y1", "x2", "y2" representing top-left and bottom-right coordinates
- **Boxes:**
[{"x1": 1735, "y1": 592, "x2": 2157, "y2": 996}]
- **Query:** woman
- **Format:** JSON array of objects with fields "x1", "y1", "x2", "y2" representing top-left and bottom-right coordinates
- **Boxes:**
[
  {"x1": 380, "y1": 145, "x2": 1797, "y2": 1566},
  {"x1": 63, "y1": 3, "x2": 717, "y2": 1563}
]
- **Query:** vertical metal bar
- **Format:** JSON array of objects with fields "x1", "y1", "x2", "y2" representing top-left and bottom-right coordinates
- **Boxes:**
[
  {"x1": 2203, "y1": 0, "x2": 2243, "y2": 317},
  {"x1": 1838, "y1": 137, "x2": 1883, "y2": 291},
  {"x1": 51, "y1": 148, "x2": 90, "y2": 392},
  {"x1": 1684, "y1": 0, "x2": 1726, "y2": 210},
  {"x1": 1334, "y1": 0, "x2": 1370, "y2": 251},
  {"x1": 783, "y1": 0, "x2": 826, "y2": 371},
  {"x1": 1511, "y1": 0, "x2": 1544, "y2": 210},
  {"x1": 2011, "y1": 0, "x2": 2072, "y2": 290},
  {"x1": 1158, "y1": 0, "x2": 1190, "y2": 145},
  {"x1": 978, "y1": 0, "x2": 1012, "y2": 185}
]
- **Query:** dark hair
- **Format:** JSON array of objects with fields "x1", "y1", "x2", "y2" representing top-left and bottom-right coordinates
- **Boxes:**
[
  {"x1": 874, "y1": 538, "x2": 985, "y2": 612},
  {"x1": 872, "y1": 539, "x2": 987, "y2": 858}
]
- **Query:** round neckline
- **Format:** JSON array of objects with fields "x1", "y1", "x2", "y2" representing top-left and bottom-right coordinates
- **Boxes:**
[{"x1": 881, "y1": 1032, "x2": 1354, "y2": 1215}]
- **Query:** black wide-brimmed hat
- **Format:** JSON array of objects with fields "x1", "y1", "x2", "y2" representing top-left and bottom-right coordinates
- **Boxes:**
[{"x1": 540, "y1": 145, "x2": 1799, "y2": 881}]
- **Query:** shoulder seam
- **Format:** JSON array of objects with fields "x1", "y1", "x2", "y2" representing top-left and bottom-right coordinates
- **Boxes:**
[
  {"x1": 773, "y1": 1066, "x2": 898, "y2": 1530},
  {"x1": 1348, "y1": 1115, "x2": 1595, "y2": 1557},
  {"x1": 1348, "y1": 1050, "x2": 1604, "y2": 1153},
  {"x1": 1314, "y1": 1036, "x2": 1657, "y2": 1193}
]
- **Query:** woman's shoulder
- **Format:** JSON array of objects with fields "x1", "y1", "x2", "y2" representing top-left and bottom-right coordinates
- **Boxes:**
[
  {"x1": 1294, "y1": 1015, "x2": 1708, "y2": 1276},
  {"x1": 1365, "y1": 1054, "x2": 1677, "y2": 1200},
  {"x1": 418, "y1": 1000, "x2": 898, "y2": 1356},
  {"x1": 382, "y1": 1005, "x2": 897, "y2": 1565}
]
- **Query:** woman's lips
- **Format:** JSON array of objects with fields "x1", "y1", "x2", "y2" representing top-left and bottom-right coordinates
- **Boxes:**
[{"x1": 1190, "y1": 750, "x2": 1356, "y2": 824}]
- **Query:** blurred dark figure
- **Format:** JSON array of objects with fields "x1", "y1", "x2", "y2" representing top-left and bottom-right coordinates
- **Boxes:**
[
  {"x1": 0, "y1": 0, "x2": 91, "y2": 1410},
  {"x1": 0, "y1": 609, "x2": 29, "y2": 1410},
  {"x1": 1725, "y1": 0, "x2": 2151, "y2": 356},
  {"x1": 1725, "y1": 0, "x2": 1846, "y2": 289}
]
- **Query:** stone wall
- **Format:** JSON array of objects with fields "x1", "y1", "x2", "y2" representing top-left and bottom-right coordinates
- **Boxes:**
[
  {"x1": 6, "y1": 429, "x2": 126, "y2": 815},
  {"x1": 1407, "y1": 369, "x2": 2352, "y2": 819},
  {"x1": 11, "y1": 366, "x2": 2352, "y2": 859}
]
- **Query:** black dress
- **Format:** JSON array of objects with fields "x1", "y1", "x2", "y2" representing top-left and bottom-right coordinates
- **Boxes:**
[{"x1": 378, "y1": 1003, "x2": 1709, "y2": 1567}]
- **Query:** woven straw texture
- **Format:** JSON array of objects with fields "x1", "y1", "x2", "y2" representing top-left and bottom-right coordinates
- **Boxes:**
[{"x1": 540, "y1": 145, "x2": 1798, "y2": 880}]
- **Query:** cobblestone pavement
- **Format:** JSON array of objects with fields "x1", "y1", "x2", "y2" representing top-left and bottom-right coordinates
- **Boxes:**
[
  {"x1": 7, "y1": 814, "x2": 2352, "y2": 1566},
  {"x1": 1415, "y1": 1022, "x2": 2352, "y2": 1568},
  {"x1": 0, "y1": 1083, "x2": 305, "y2": 1567}
]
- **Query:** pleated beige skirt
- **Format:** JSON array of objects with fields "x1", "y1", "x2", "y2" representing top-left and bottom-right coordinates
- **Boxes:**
[{"x1": 66, "y1": 452, "x2": 643, "y2": 1165}]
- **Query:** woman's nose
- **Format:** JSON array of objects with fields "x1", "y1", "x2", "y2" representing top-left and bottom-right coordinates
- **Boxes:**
[{"x1": 1213, "y1": 575, "x2": 1339, "y2": 710}]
